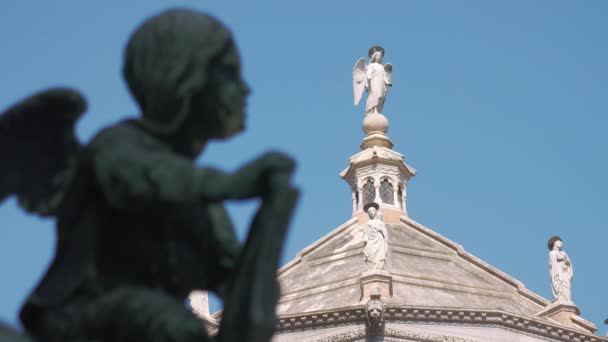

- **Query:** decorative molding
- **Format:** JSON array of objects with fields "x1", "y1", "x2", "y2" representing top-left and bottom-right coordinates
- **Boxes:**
[
  {"x1": 385, "y1": 326, "x2": 479, "y2": 342},
  {"x1": 313, "y1": 327, "x2": 365, "y2": 342},
  {"x1": 277, "y1": 306, "x2": 608, "y2": 342},
  {"x1": 310, "y1": 325, "x2": 479, "y2": 342}
]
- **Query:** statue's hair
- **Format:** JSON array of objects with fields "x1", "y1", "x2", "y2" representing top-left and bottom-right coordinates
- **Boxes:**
[{"x1": 123, "y1": 8, "x2": 233, "y2": 134}]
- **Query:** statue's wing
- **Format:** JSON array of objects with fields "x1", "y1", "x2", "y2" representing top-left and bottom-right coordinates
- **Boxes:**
[
  {"x1": 0, "y1": 88, "x2": 86, "y2": 216},
  {"x1": 384, "y1": 63, "x2": 393, "y2": 86},
  {"x1": 353, "y1": 57, "x2": 366, "y2": 106}
]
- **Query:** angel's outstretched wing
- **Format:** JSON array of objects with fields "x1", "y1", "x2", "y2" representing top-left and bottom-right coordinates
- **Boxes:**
[
  {"x1": 353, "y1": 57, "x2": 366, "y2": 106},
  {"x1": 384, "y1": 63, "x2": 393, "y2": 86},
  {"x1": 0, "y1": 88, "x2": 86, "y2": 216}
]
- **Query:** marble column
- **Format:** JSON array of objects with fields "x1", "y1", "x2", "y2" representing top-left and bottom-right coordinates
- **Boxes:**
[
  {"x1": 374, "y1": 180, "x2": 381, "y2": 203},
  {"x1": 401, "y1": 185, "x2": 407, "y2": 215},
  {"x1": 392, "y1": 185, "x2": 399, "y2": 208}
]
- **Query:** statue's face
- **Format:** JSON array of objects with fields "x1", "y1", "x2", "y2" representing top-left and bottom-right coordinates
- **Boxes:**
[
  {"x1": 370, "y1": 308, "x2": 381, "y2": 319},
  {"x1": 372, "y1": 52, "x2": 383, "y2": 63},
  {"x1": 368, "y1": 207, "x2": 377, "y2": 219},
  {"x1": 366, "y1": 300, "x2": 384, "y2": 324},
  {"x1": 210, "y1": 44, "x2": 250, "y2": 139},
  {"x1": 554, "y1": 240, "x2": 563, "y2": 250},
  {"x1": 188, "y1": 42, "x2": 250, "y2": 144}
]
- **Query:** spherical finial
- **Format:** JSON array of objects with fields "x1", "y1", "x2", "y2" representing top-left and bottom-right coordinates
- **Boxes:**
[{"x1": 362, "y1": 112, "x2": 389, "y2": 135}]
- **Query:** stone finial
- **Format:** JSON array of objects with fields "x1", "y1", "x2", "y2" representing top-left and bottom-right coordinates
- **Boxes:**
[
  {"x1": 188, "y1": 290, "x2": 211, "y2": 318},
  {"x1": 188, "y1": 290, "x2": 221, "y2": 335},
  {"x1": 360, "y1": 113, "x2": 393, "y2": 150}
]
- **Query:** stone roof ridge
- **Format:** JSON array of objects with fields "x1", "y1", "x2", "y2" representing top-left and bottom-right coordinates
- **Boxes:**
[
  {"x1": 351, "y1": 145, "x2": 404, "y2": 161},
  {"x1": 339, "y1": 146, "x2": 417, "y2": 179},
  {"x1": 278, "y1": 217, "x2": 358, "y2": 276},
  {"x1": 400, "y1": 215, "x2": 550, "y2": 308}
]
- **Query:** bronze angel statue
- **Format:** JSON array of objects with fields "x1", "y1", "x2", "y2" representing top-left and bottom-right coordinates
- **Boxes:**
[
  {"x1": 353, "y1": 46, "x2": 393, "y2": 114},
  {"x1": 0, "y1": 9, "x2": 298, "y2": 342}
]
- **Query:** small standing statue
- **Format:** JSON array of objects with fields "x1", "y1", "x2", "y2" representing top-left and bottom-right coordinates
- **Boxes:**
[
  {"x1": 548, "y1": 236, "x2": 574, "y2": 303},
  {"x1": 353, "y1": 46, "x2": 393, "y2": 115},
  {"x1": 362, "y1": 203, "x2": 389, "y2": 270},
  {"x1": 0, "y1": 8, "x2": 298, "y2": 342}
]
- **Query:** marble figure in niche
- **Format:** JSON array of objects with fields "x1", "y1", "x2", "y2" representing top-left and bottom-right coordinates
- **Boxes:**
[{"x1": 362, "y1": 202, "x2": 389, "y2": 270}]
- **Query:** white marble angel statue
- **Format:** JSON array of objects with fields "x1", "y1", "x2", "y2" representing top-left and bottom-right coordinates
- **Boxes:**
[
  {"x1": 353, "y1": 46, "x2": 393, "y2": 114},
  {"x1": 548, "y1": 236, "x2": 574, "y2": 302},
  {"x1": 362, "y1": 202, "x2": 389, "y2": 270}
]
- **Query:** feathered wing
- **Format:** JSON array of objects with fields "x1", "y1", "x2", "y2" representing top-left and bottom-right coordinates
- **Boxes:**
[
  {"x1": 384, "y1": 63, "x2": 393, "y2": 86},
  {"x1": 0, "y1": 88, "x2": 86, "y2": 216},
  {"x1": 353, "y1": 57, "x2": 367, "y2": 106}
]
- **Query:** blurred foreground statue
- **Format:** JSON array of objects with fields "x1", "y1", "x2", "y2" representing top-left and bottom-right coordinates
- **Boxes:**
[{"x1": 0, "y1": 8, "x2": 298, "y2": 342}]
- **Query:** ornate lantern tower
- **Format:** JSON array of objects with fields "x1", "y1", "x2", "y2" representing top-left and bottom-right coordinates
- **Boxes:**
[{"x1": 341, "y1": 45, "x2": 416, "y2": 224}]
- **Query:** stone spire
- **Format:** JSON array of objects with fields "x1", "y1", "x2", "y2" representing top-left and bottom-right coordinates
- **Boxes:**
[{"x1": 342, "y1": 46, "x2": 416, "y2": 224}]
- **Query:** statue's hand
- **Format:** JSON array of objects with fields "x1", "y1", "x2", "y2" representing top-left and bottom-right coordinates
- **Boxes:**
[
  {"x1": 257, "y1": 151, "x2": 296, "y2": 176},
  {"x1": 228, "y1": 152, "x2": 295, "y2": 199},
  {"x1": 256, "y1": 152, "x2": 296, "y2": 197}
]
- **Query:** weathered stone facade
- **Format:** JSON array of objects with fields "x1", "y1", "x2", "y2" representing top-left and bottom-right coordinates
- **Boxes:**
[{"x1": 270, "y1": 101, "x2": 605, "y2": 341}]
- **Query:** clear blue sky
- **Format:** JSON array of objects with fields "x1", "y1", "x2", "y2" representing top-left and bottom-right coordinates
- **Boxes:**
[{"x1": 1, "y1": 0, "x2": 607, "y2": 333}]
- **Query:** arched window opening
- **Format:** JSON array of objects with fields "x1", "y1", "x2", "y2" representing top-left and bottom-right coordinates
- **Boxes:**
[
  {"x1": 380, "y1": 179, "x2": 393, "y2": 205},
  {"x1": 398, "y1": 185, "x2": 404, "y2": 210},
  {"x1": 362, "y1": 180, "x2": 375, "y2": 205}
]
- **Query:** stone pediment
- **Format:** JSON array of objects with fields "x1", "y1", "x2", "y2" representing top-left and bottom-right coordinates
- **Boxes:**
[
  {"x1": 275, "y1": 215, "x2": 603, "y2": 340},
  {"x1": 277, "y1": 215, "x2": 550, "y2": 319}
]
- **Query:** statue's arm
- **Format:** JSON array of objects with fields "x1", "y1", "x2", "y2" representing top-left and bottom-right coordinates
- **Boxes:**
[
  {"x1": 556, "y1": 253, "x2": 569, "y2": 262},
  {"x1": 91, "y1": 135, "x2": 293, "y2": 210}
]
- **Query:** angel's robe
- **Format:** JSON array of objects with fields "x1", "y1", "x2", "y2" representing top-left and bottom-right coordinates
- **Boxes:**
[
  {"x1": 363, "y1": 217, "x2": 388, "y2": 269},
  {"x1": 366, "y1": 62, "x2": 390, "y2": 114},
  {"x1": 549, "y1": 249, "x2": 573, "y2": 302}
]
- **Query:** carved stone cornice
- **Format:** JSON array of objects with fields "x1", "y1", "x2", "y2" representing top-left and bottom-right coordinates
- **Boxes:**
[
  {"x1": 277, "y1": 305, "x2": 608, "y2": 342},
  {"x1": 313, "y1": 326, "x2": 479, "y2": 342}
]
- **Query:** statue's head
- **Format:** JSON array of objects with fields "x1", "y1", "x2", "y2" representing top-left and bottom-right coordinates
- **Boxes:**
[
  {"x1": 123, "y1": 9, "x2": 249, "y2": 144},
  {"x1": 366, "y1": 297, "x2": 385, "y2": 326},
  {"x1": 548, "y1": 236, "x2": 563, "y2": 251},
  {"x1": 368, "y1": 45, "x2": 385, "y2": 63},
  {"x1": 364, "y1": 202, "x2": 379, "y2": 219}
]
